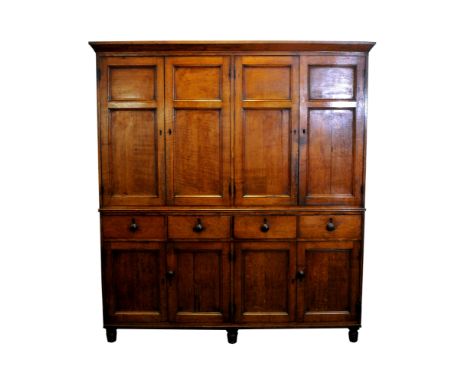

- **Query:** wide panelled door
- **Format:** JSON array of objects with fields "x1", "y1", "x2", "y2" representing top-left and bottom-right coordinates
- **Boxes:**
[
  {"x1": 299, "y1": 56, "x2": 365, "y2": 206},
  {"x1": 234, "y1": 56, "x2": 299, "y2": 206},
  {"x1": 99, "y1": 57, "x2": 165, "y2": 206},
  {"x1": 165, "y1": 57, "x2": 231, "y2": 206}
]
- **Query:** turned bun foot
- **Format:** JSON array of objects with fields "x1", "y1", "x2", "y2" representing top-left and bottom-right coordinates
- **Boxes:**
[
  {"x1": 227, "y1": 329, "x2": 238, "y2": 344},
  {"x1": 106, "y1": 328, "x2": 117, "y2": 343},
  {"x1": 348, "y1": 327, "x2": 359, "y2": 343}
]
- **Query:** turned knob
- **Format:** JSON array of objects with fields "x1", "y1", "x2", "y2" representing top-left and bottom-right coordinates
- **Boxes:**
[
  {"x1": 166, "y1": 270, "x2": 175, "y2": 279},
  {"x1": 193, "y1": 218, "x2": 204, "y2": 233},
  {"x1": 129, "y1": 218, "x2": 138, "y2": 232},
  {"x1": 326, "y1": 218, "x2": 336, "y2": 232},
  {"x1": 296, "y1": 270, "x2": 306, "y2": 280}
]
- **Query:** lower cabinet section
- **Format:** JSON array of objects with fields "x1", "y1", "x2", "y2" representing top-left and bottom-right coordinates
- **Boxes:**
[{"x1": 102, "y1": 238, "x2": 362, "y2": 343}]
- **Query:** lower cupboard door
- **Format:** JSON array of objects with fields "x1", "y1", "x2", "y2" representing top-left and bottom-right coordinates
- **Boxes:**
[
  {"x1": 167, "y1": 242, "x2": 230, "y2": 323},
  {"x1": 234, "y1": 242, "x2": 296, "y2": 323},
  {"x1": 296, "y1": 241, "x2": 361, "y2": 323},
  {"x1": 103, "y1": 242, "x2": 167, "y2": 324}
]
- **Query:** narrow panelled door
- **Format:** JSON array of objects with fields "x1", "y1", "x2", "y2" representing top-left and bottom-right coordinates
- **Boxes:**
[
  {"x1": 234, "y1": 56, "x2": 299, "y2": 206},
  {"x1": 99, "y1": 57, "x2": 165, "y2": 206},
  {"x1": 299, "y1": 56, "x2": 365, "y2": 206},
  {"x1": 165, "y1": 57, "x2": 231, "y2": 205},
  {"x1": 167, "y1": 242, "x2": 230, "y2": 323}
]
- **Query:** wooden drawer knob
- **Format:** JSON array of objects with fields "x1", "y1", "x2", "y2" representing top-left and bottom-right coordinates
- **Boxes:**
[
  {"x1": 326, "y1": 218, "x2": 336, "y2": 232},
  {"x1": 260, "y1": 218, "x2": 270, "y2": 233},
  {"x1": 129, "y1": 218, "x2": 138, "y2": 233},
  {"x1": 193, "y1": 218, "x2": 204, "y2": 233}
]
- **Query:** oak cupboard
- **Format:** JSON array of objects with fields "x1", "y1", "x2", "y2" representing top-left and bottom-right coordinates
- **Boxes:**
[{"x1": 90, "y1": 41, "x2": 375, "y2": 344}]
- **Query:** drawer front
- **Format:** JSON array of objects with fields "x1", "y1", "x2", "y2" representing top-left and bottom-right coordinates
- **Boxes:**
[
  {"x1": 168, "y1": 216, "x2": 230, "y2": 239},
  {"x1": 101, "y1": 216, "x2": 165, "y2": 240},
  {"x1": 234, "y1": 216, "x2": 296, "y2": 239},
  {"x1": 298, "y1": 215, "x2": 362, "y2": 240}
]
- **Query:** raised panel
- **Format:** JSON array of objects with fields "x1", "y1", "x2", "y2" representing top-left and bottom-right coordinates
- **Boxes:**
[
  {"x1": 305, "y1": 249, "x2": 351, "y2": 312},
  {"x1": 113, "y1": 250, "x2": 161, "y2": 312},
  {"x1": 174, "y1": 66, "x2": 221, "y2": 100},
  {"x1": 173, "y1": 110, "x2": 222, "y2": 197},
  {"x1": 309, "y1": 66, "x2": 355, "y2": 100},
  {"x1": 244, "y1": 250, "x2": 288, "y2": 312},
  {"x1": 110, "y1": 110, "x2": 158, "y2": 196},
  {"x1": 235, "y1": 242, "x2": 295, "y2": 323},
  {"x1": 168, "y1": 242, "x2": 229, "y2": 323},
  {"x1": 109, "y1": 66, "x2": 156, "y2": 101},
  {"x1": 104, "y1": 242, "x2": 166, "y2": 324},
  {"x1": 243, "y1": 66, "x2": 291, "y2": 100},
  {"x1": 243, "y1": 109, "x2": 291, "y2": 196},
  {"x1": 307, "y1": 109, "x2": 354, "y2": 196}
]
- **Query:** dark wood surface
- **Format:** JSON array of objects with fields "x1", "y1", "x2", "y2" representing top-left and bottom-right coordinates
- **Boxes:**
[
  {"x1": 93, "y1": 41, "x2": 373, "y2": 343},
  {"x1": 89, "y1": 40, "x2": 375, "y2": 53}
]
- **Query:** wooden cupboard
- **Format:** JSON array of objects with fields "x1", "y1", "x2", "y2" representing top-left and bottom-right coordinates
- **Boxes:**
[{"x1": 90, "y1": 41, "x2": 375, "y2": 344}]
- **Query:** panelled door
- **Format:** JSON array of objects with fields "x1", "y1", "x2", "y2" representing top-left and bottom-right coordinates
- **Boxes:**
[
  {"x1": 234, "y1": 242, "x2": 296, "y2": 323},
  {"x1": 296, "y1": 241, "x2": 361, "y2": 323},
  {"x1": 167, "y1": 242, "x2": 230, "y2": 323},
  {"x1": 165, "y1": 57, "x2": 231, "y2": 206},
  {"x1": 99, "y1": 57, "x2": 165, "y2": 206},
  {"x1": 234, "y1": 56, "x2": 299, "y2": 206},
  {"x1": 299, "y1": 55, "x2": 365, "y2": 206},
  {"x1": 103, "y1": 241, "x2": 167, "y2": 324}
]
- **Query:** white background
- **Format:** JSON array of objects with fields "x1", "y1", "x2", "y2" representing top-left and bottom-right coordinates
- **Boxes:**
[{"x1": 1, "y1": 0, "x2": 467, "y2": 380}]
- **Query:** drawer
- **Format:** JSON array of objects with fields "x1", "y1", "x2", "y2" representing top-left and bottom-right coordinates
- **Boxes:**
[
  {"x1": 101, "y1": 215, "x2": 165, "y2": 240},
  {"x1": 298, "y1": 215, "x2": 362, "y2": 240},
  {"x1": 168, "y1": 216, "x2": 230, "y2": 239},
  {"x1": 234, "y1": 216, "x2": 296, "y2": 239}
]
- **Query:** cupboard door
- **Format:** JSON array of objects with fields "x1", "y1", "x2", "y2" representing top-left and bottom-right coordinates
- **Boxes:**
[
  {"x1": 297, "y1": 241, "x2": 361, "y2": 323},
  {"x1": 99, "y1": 57, "x2": 165, "y2": 207},
  {"x1": 299, "y1": 56, "x2": 365, "y2": 206},
  {"x1": 165, "y1": 57, "x2": 231, "y2": 206},
  {"x1": 167, "y1": 242, "x2": 230, "y2": 323},
  {"x1": 103, "y1": 242, "x2": 167, "y2": 324},
  {"x1": 234, "y1": 242, "x2": 296, "y2": 323},
  {"x1": 234, "y1": 56, "x2": 299, "y2": 206}
]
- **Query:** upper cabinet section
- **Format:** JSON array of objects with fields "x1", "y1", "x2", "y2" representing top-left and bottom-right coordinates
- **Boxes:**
[
  {"x1": 234, "y1": 56, "x2": 299, "y2": 206},
  {"x1": 98, "y1": 57, "x2": 165, "y2": 207},
  {"x1": 165, "y1": 57, "x2": 231, "y2": 206},
  {"x1": 92, "y1": 42, "x2": 373, "y2": 209},
  {"x1": 299, "y1": 55, "x2": 366, "y2": 206}
]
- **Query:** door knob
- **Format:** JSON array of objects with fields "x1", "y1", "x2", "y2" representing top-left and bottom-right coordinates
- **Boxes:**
[{"x1": 296, "y1": 270, "x2": 306, "y2": 280}]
